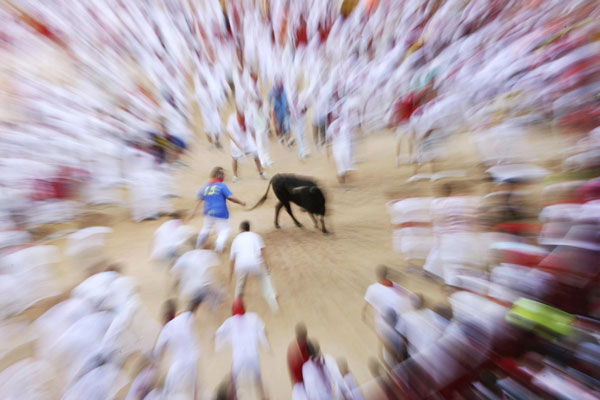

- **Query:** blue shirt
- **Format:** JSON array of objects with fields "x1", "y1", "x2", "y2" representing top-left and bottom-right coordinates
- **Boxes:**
[
  {"x1": 198, "y1": 182, "x2": 233, "y2": 219},
  {"x1": 269, "y1": 87, "x2": 289, "y2": 122}
]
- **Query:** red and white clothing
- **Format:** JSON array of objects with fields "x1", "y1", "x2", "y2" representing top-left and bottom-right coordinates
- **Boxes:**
[
  {"x1": 230, "y1": 231, "x2": 278, "y2": 310},
  {"x1": 227, "y1": 114, "x2": 258, "y2": 160},
  {"x1": 424, "y1": 196, "x2": 482, "y2": 284},
  {"x1": 154, "y1": 312, "x2": 199, "y2": 399},
  {"x1": 302, "y1": 357, "x2": 334, "y2": 400},
  {"x1": 364, "y1": 281, "x2": 414, "y2": 326}
]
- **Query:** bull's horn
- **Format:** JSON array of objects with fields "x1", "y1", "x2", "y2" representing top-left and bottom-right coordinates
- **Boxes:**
[{"x1": 291, "y1": 186, "x2": 309, "y2": 193}]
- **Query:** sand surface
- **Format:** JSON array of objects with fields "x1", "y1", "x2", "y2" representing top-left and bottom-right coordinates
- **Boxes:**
[{"x1": 1, "y1": 122, "x2": 566, "y2": 399}]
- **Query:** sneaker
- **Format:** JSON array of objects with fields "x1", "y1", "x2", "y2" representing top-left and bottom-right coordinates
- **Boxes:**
[
  {"x1": 232, "y1": 176, "x2": 239, "y2": 182},
  {"x1": 260, "y1": 172, "x2": 269, "y2": 180}
]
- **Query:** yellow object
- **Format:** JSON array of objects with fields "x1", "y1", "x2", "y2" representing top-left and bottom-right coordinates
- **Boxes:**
[{"x1": 341, "y1": 0, "x2": 359, "y2": 17}]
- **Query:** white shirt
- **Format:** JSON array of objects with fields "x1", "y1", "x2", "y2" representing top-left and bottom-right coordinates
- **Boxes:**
[
  {"x1": 396, "y1": 309, "x2": 447, "y2": 356},
  {"x1": 171, "y1": 249, "x2": 220, "y2": 298},
  {"x1": 230, "y1": 231, "x2": 265, "y2": 274},
  {"x1": 150, "y1": 220, "x2": 196, "y2": 261},
  {"x1": 302, "y1": 358, "x2": 333, "y2": 400},
  {"x1": 215, "y1": 312, "x2": 269, "y2": 368},
  {"x1": 226, "y1": 114, "x2": 254, "y2": 148},
  {"x1": 364, "y1": 282, "x2": 413, "y2": 322},
  {"x1": 63, "y1": 363, "x2": 126, "y2": 400},
  {"x1": 154, "y1": 312, "x2": 198, "y2": 364},
  {"x1": 71, "y1": 271, "x2": 120, "y2": 308}
]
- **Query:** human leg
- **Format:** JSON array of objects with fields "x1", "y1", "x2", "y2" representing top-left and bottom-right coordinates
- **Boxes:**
[
  {"x1": 232, "y1": 158, "x2": 239, "y2": 180},
  {"x1": 196, "y1": 216, "x2": 216, "y2": 248},
  {"x1": 254, "y1": 156, "x2": 265, "y2": 176},
  {"x1": 234, "y1": 272, "x2": 249, "y2": 298},
  {"x1": 214, "y1": 217, "x2": 231, "y2": 253},
  {"x1": 259, "y1": 266, "x2": 278, "y2": 311}
]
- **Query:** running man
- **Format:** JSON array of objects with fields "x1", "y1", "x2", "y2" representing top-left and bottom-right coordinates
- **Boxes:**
[
  {"x1": 187, "y1": 167, "x2": 246, "y2": 253},
  {"x1": 225, "y1": 109, "x2": 268, "y2": 182},
  {"x1": 229, "y1": 221, "x2": 279, "y2": 312}
]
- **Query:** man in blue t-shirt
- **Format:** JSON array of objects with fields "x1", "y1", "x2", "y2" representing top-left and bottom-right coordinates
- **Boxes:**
[{"x1": 187, "y1": 167, "x2": 246, "y2": 253}]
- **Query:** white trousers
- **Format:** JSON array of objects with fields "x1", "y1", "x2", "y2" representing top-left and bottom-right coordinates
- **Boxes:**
[
  {"x1": 293, "y1": 115, "x2": 309, "y2": 159},
  {"x1": 234, "y1": 266, "x2": 278, "y2": 311},
  {"x1": 196, "y1": 216, "x2": 230, "y2": 253},
  {"x1": 256, "y1": 127, "x2": 272, "y2": 166}
]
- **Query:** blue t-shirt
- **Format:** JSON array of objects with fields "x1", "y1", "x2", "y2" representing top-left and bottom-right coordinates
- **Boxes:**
[
  {"x1": 198, "y1": 181, "x2": 233, "y2": 219},
  {"x1": 269, "y1": 87, "x2": 289, "y2": 122}
]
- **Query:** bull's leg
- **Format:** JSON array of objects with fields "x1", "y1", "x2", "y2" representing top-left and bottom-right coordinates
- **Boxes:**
[
  {"x1": 274, "y1": 202, "x2": 283, "y2": 229},
  {"x1": 309, "y1": 213, "x2": 318, "y2": 228},
  {"x1": 283, "y1": 202, "x2": 303, "y2": 228},
  {"x1": 320, "y1": 216, "x2": 329, "y2": 234}
]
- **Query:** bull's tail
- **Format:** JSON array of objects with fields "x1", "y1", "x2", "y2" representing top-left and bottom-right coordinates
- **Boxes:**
[{"x1": 247, "y1": 178, "x2": 273, "y2": 211}]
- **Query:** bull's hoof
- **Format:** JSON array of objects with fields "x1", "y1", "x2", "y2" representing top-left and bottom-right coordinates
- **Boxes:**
[
  {"x1": 296, "y1": 223, "x2": 303, "y2": 228},
  {"x1": 275, "y1": 224, "x2": 281, "y2": 229},
  {"x1": 322, "y1": 230, "x2": 331, "y2": 235}
]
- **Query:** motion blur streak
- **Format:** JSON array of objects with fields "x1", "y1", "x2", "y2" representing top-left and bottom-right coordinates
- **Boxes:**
[{"x1": 0, "y1": 0, "x2": 599, "y2": 399}]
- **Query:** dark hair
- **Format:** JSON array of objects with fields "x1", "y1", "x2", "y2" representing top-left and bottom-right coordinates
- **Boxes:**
[
  {"x1": 240, "y1": 221, "x2": 250, "y2": 231},
  {"x1": 434, "y1": 305, "x2": 453, "y2": 321},
  {"x1": 162, "y1": 299, "x2": 177, "y2": 324},
  {"x1": 189, "y1": 293, "x2": 205, "y2": 313},
  {"x1": 295, "y1": 322, "x2": 308, "y2": 341},
  {"x1": 306, "y1": 341, "x2": 316, "y2": 358},
  {"x1": 376, "y1": 265, "x2": 388, "y2": 281}
]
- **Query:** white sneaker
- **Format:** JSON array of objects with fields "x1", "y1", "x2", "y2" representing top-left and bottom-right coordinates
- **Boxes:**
[
  {"x1": 232, "y1": 176, "x2": 239, "y2": 182},
  {"x1": 260, "y1": 172, "x2": 268, "y2": 180}
]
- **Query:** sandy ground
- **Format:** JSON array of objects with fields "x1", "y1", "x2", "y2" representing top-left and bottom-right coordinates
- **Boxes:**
[
  {"x1": 114, "y1": 130, "x2": 447, "y2": 399},
  {"x1": 1, "y1": 120, "x2": 566, "y2": 399}
]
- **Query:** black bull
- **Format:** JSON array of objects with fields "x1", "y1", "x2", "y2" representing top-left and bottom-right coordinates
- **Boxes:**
[{"x1": 248, "y1": 174, "x2": 329, "y2": 234}]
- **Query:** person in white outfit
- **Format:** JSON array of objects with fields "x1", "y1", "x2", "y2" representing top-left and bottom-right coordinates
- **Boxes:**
[
  {"x1": 362, "y1": 265, "x2": 416, "y2": 328},
  {"x1": 250, "y1": 98, "x2": 273, "y2": 168},
  {"x1": 154, "y1": 296, "x2": 204, "y2": 400},
  {"x1": 423, "y1": 183, "x2": 482, "y2": 285},
  {"x1": 327, "y1": 107, "x2": 355, "y2": 187},
  {"x1": 225, "y1": 109, "x2": 268, "y2": 181},
  {"x1": 291, "y1": 90, "x2": 310, "y2": 160},
  {"x1": 149, "y1": 219, "x2": 196, "y2": 268},
  {"x1": 215, "y1": 298, "x2": 270, "y2": 400},
  {"x1": 171, "y1": 248, "x2": 225, "y2": 309},
  {"x1": 302, "y1": 341, "x2": 335, "y2": 400},
  {"x1": 229, "y1": 221, "x2": 279, "y2": 312}
]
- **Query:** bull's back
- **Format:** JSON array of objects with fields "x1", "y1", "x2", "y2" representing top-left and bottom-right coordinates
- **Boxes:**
[
  {"x1": 271, "y1": 174, "x2": 326, "y2": 215},
  {"x1": 272, "y1": 173, "x2": 318, "y2": 190}
]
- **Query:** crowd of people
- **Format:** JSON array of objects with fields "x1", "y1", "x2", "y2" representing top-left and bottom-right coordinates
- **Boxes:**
[
  {"x1": 0, "y1": 0, "x2": 599, "y2": 398},
  {"x1": 1, "y1": 0, "x2": 597, "y2": 229}
]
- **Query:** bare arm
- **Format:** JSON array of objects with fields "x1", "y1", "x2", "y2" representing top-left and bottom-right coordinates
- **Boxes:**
[
  {"x1": 186, "y1": 199, "x2": 203, "y2": 222},
  {"x1": 229, "y1": 255, "x2": 235, "y2": 282},
  {"x1": 226, "y1": 196, "x2": 246, "y2": 207},
  {"x1": 224, "y1": 129, "x2": 243, "y2": 151}
]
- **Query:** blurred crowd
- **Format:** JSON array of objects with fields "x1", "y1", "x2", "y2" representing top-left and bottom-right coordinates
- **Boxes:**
[
  {"x1": 0, "y1": 0, "x2": 599, "y2": 398},
  {"x1": 1, "y1": 0, "x2": 599, "y2": 228}
]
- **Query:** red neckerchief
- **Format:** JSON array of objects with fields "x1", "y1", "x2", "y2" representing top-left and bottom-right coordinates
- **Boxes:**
[
  {"x1": 210, "y1": 178, "x2": 224, "y2": 184},
  {"x1": 379, "y1": 280, "x2": 393, "y2": 287}
]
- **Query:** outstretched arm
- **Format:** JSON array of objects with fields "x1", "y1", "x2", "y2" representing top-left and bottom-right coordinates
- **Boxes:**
[
  {"x1": 229, "y1": 255, "x2": 235, "y2": 282},
  {"x1": 186, "y1": 200, "x2": 203, "y2": 222},
  {"x1": 226, "y1": 196, "x2": 246, "y2": 206},
  {"x1": 224, "y1": 129, "x2": 243, "y2": 151}
]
